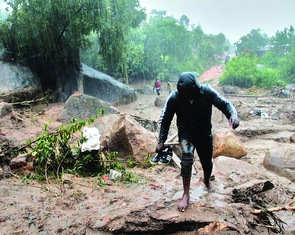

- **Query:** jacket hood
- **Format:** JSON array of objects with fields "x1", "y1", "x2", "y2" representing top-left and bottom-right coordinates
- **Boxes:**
[{"x1": 177, "y1": 72, "x2": 201, "y2": 98}]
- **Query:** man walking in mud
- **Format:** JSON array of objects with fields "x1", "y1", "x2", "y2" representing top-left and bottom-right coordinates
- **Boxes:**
[{"x1": 155, "y1": 72, "x2": 240, "y2": 212}]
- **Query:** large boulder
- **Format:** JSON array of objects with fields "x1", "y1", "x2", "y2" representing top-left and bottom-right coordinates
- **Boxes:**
[
  {"x1": 263, "y1": 147, "x2": 295, "y2": 182},
  {"x1": 213, "y1": 129, "x2": 247, "y2": 158},
  {"x1": 89, "y1": 113, "x2": 121, "y2": 148},
  {"x1": 221, "y1": 85, "x2": 240, "y2": 95},
  {"x1": 58, "y1": 93, "x2": 118, "y2": 123},
  {"x1": 107, "y1": 114, "x2": 157, "y2": 162},
  {"x1": 82, "y1": 63, "x2": 137, "y2": 105},
  {"x1": 90, "y1": 113, "x2": 158, "y2": 150},
  {"x1": 91, "y1": 114, "x2": 121, "y2": 137},
  {"x1": 154, "y1": 96, "x2": 166, "y2": 108},
  {"x1": 0, "y1": 62, "x2": 41, "y2": 102}
]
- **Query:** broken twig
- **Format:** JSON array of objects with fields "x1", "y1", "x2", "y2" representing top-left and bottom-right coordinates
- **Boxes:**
[{"x1": 253, "y1": 199, "x2": 295, "y2": 214}]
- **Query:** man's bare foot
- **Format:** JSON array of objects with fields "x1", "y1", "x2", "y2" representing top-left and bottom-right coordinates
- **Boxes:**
[
  {"x1": 177, "y1": 194, "x2": 190, "y2": 212},
  {"x1": 204, "y1": 180, "x2": 215, "y2": 193}
]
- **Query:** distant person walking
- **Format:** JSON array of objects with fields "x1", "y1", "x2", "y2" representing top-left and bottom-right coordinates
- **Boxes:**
[{"x1": 153, "y1": 79, "x2": 162, "y2": 96}]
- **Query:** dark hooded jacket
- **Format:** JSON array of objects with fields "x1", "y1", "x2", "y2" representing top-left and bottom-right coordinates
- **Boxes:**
[{"x1": 158, "y1": 72, "x2": 237, "y2": 143}]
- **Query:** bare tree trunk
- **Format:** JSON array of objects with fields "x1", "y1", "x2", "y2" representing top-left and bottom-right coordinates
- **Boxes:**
[{"x1": 77, "y1": 72, "x2": 84, "y2": 94}]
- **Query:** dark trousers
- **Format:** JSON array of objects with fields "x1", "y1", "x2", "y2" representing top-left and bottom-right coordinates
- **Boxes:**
[
  {"x1": 178, "y1": 132, "x2": 213, "y2": 179},
  {"x1": 156, "y1": 88, "x2": 161, "y2": 96}
]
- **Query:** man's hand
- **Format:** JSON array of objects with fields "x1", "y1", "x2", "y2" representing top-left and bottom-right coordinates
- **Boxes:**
[
  {"x1": 156, "y1": 143, "x2": 165, "y2": 153},
  {"x1": 229, "y1": 115, "x2": 240, "y2": 129}
]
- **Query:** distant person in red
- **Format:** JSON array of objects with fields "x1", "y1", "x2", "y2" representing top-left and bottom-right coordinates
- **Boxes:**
[{"x1": 153, "y1": 79, "x2": 162, "y2": 96}]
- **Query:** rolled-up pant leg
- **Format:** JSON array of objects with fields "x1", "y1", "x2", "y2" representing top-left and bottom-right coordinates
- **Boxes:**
[{"x1": 179, "y1": 133, "x2": 195, "y2": 177}]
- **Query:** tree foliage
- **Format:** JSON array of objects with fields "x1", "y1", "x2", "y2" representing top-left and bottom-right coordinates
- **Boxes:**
[
  {"x1": 260, "y1": 26, "x2": 295, "y2": 84},
  {"x1": 142, "y1": 15, "x2": 194, "y2": 80},
  {"x1": 21, "y1": 110, "x2": 139, "y2": 185},
  {"x1": 271, "y1": 25, "x2": 295, "y2": 56},
  {"x1": 196, "y1": 32, "x2": 228, "y2": 70},
  {"x1": 80, "y1": 11, "x2": 230, "y2": 83},
  {"x1": 235, "y1": 29, "x2": 269, "y2": 54},
  {"x1": 230, "y1": 25, "x2": 295, "y2": 88},
  {"x1": 219, "y1": 52, "x2": 258, "y2": 88},
  {"x1": 0, "y1": 0, "x2": 145, "y2": 91},
  {"x1": 279, "y1": 48, "x2": 295, "y2": 83},
  {"x1": 109, "y1": 14, "x2": 229, "y2": 83},
  {"x1": 219, "y1": 52, "x2": 283, "y2": 89}
]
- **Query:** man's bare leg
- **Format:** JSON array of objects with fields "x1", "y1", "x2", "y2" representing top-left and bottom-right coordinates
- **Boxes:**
[{"x1": 178, "y1": 177, "x2": 191, "y2": 212}]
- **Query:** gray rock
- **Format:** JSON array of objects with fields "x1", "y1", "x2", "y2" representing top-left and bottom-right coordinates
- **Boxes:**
[
  {"x1": 0, "y1": 62, "x2": 41, "y2": 102},
  {"x1": 263, "y1": 147, "x2": 295, "y2": 182},
  {"x1": 82, "y1": 63, "x2": 137, "y2": 104},
  {"x1": 58, "y1": 93, "x2": 118, "y2": 123},
  {"x1": 154, "y1": 96, "x2": 166, "y2": 108},
  {"x1": 107, "y1": 114, "x2": 157, "y2": 162},
  {"x1": 221, "y1": 85, "x2": 240, "y2": 95}
]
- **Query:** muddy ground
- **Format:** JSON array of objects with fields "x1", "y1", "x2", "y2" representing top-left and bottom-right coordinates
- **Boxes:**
[{"x1": 0, "y1": 83, "x2": 295, "y2": 235}]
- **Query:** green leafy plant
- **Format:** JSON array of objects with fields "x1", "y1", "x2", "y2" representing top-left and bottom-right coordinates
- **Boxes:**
[
  {"x1": 31, "y1": 113, "x2": 99, "y2": 179},
  {"x1": 220, "y1": 52, "x2": 285, "y2": 89},
  {"x1": 26, "y1": 109, "x2": 138, "y2": 184}
]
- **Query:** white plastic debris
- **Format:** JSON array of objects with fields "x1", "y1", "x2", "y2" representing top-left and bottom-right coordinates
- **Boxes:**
[
  {"x1": 109, "y1": 169, "x2": 122, "y2": 180},
  {"x1": 81, "y1": 127, "x2": 101, "y2": 152},
  {"x1": 261, "y1": 112, "x2": 269, "y2": 119}
]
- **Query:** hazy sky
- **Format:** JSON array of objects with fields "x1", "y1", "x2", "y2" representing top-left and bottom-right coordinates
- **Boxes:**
[
  {"x1": 140, "y1": 0, "x2": 295, "y2": 43},
  {"x1": 0, "y1": 1, "x2": 6, "y2": 10}
]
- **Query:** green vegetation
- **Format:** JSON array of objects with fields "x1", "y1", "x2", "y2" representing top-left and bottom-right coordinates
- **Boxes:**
[
  {"x1": 235, "y1": 29, "x2": 269, "y2": 55},
  {"x1": 221, "y1": 26, "x2": 295, "y2": 89},
  {"x1": 219, "y1": 52, "x2": 284, "y2": 89},
  {"x1": 21, "y1": 110, "x2": 138, "y2": 185}
]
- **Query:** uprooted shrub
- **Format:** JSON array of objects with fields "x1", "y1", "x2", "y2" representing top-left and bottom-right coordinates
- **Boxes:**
[{"x1": 23, "y1": 109, "x2": 138, "y2": 183}]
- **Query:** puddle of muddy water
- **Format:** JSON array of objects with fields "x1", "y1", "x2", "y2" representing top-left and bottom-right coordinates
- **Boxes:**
[{"x1": 172, "y1": 181, "x2": 230, "y2": 208}]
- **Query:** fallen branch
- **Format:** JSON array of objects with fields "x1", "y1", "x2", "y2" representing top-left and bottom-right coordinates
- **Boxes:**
[
  {"x1": 252, "y1": 199, "x2": 295, "y2": 214},
  {"x1": 8, "y1": 91, "x2": 51, "y2": 107},
  {"x1": 10, "y1": 97, "x2": 46, "y2": 107},
  {"x1": 11, "y1": 110, "x2": 24, "y2": 122}
]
